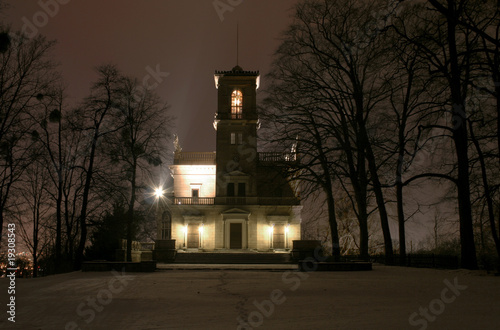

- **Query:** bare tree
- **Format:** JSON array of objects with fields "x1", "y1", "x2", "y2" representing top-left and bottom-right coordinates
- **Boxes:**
[
  {"x1": 384, "y1": 4, "x2": 446, "y2": 260},
  {"x1": 265, "y1": 0, "x2": 395, "y2": 259},
  {"x1": 0, "y1": 31, "x2": 58, "y2": 244},
  {"x1": 107, "y1": 76, "x2": 171, "y2": 262},
  {"x1": 262, "y1": 97, "x2": 342, "y2": 257},
  {"x1": 29, "y1": 88, "x2": 68, "y2": 270},
  {"x1": 13, "y1": 160, "x2": 52, "y2": 277},
  {"x1": 459, "y1": 0, "x2": 500, "y2": 265},
  {"x1": 391, "y1": 0, "x2": 486, "y2": 269},
  {"x1": 72, "y1": 65, "x2": 125, "y2": 269}
]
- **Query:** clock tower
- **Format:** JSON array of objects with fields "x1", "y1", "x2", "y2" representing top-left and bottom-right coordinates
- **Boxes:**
[{"x1": 213, "y1": 66, "x2": 260, "y2": 202}]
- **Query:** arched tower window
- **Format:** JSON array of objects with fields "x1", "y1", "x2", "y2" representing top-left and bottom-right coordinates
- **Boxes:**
[
  {"x1": 231, "y1": 89, "x2": 243, "y2": 119},
  {"x1": 161, "y1": 211, "x2": 172, "y2": 239}
]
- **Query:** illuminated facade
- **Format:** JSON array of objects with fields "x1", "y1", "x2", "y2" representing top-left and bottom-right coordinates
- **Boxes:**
[{"x1": 158, "y1": 66, "x2": 301, "y2": 252}]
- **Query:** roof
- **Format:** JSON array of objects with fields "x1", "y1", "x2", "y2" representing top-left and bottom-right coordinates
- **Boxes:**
[{"x1": 215, "y1": 65, "x2": 260, "y2": 76}]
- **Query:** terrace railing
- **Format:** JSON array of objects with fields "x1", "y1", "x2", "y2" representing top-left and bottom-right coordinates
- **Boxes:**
[
  {"x1": 173, "y1": 152, "x2": 216, "y2": 165},
  {"x1": 258, "y1": 152, "x2": 297, "y2": 163},
  {"x1": 173, "y1": 197, "x2": 215, "y2": 205},
  {"x1": 171, "y1": 196, "x2": 299, "y2": 206}
]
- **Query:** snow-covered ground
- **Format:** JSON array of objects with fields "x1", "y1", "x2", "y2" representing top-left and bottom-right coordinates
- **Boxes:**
[{"x1": 1, "y1": 264, "x2": 499, "y2": 329}]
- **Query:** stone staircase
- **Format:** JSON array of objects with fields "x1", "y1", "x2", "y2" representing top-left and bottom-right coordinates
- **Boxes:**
[{"x1": 173, "y1": 252, "x2": 292, "y2": 264}]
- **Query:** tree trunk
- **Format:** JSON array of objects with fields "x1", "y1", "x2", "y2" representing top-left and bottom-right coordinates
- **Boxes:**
[
  {"x1": 454, "y1": 128, "x2": 477, "y2": 269},
  {"x1": 356, "y1": 188, "x2": 369, "y2": 259},
  {"x1": 396, "y1": 108, "x2": 408, "y2": 262},
  {"x1": 55, "y1": 172, "x2": 62, "y2": 271},
  {"x1": 469, "y1": 121, "x2": 500, "y2": 261},
  {"x1": 74, "y1": 132, "x2": 98, "y2": 270},
  {"x1": 55, "y1": 118, "x2": 63, "y2": 271},
  {"x1": 365, "y1": 141, "x2": 394, "y2": 263},
  {"x1": 33, "y1": 205, "x2": 39, "y2": 278},
  {"x1": 126, "y1": 158, "x2": 137, "y2": 262},
  {"x1": 496, "y1": 83, "x2": 500, "y2": 246},
  {"x1": 325, "y1": 182, "x2": 340, "y2": 258},
  {"x1": 447, "y1": 0, "x2": 477, "y2": 269},
  {"x1": 396, "y1": 182, "x2": 405, "y2": 260}
]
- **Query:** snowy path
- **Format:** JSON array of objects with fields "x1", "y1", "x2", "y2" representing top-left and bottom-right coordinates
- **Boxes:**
[{"x1": 1, "y1": 265, "x2": 499, "y2": 329}]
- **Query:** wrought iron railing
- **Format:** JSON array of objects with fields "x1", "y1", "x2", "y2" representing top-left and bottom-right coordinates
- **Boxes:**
[
  {"x1": 173, "y1": 152, "x2": 216, "y2": 164},
  {"x1": 215, "y1": 112, "x2": 258, "y2": 120},
  {"x1": 171, "y1": 197, "x2": 299, "y2": 206},
  {"x1": 258, "y1": 152, "x2": 297, "y2": 162},
  {"x1": 174, "y1": 197, "x2": 215, "y2": 205}
]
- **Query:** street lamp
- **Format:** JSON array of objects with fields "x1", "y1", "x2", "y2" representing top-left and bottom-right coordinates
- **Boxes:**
[{"x1": 154, "y1": 187, "x2": 164, "y2": 199}]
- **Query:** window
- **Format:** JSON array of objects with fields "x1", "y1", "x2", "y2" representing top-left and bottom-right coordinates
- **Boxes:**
[
  {"x1": 227, "y1": 183, "x2": 235, "y2": 196},
  {"x1": 231, "y1": 132, "x2": 242, "y2": 145},
  {"x1": 231, "y1": 89, "x2": 243, "y2": 119},
  {"x1": 192, "y1": 189, "x2": 199, "y2": 198},
  {"x1": 161, "y1": 211, "x2": 171, "y2": 239},
  {"x1": 238, "y1": 183, "x2": 246, "y2": 197}
]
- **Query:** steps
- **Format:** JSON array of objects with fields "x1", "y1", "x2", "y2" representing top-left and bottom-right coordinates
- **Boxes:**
[{"x1": 173, "y1": 252, "x2": 292, "y2": 264}]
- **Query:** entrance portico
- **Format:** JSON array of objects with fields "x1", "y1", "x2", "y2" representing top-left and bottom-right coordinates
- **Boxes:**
[{"x1": 222, "y1": 208, "x2": 250, "y2": 249}]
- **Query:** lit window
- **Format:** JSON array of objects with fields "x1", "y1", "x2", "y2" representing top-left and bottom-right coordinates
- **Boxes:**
[
  {"x1": 231, "y1": 89, "x2": 243, "y2": 119},
  {"x1": 231, "y1": 133, "x2": 236, "y2": 145}
]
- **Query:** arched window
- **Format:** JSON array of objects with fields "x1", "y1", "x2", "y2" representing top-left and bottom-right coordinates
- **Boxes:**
[
  {"x1": 161, "y1": 211, "x2": 172, "y2": 239},
  {"x1": 231, "y1": 89, "x2": 243, "y2": 119}
]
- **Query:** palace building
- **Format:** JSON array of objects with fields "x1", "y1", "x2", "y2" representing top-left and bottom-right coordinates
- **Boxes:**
[{"x1": 157, "y1": 65, "x2": 302, "y2": 252}]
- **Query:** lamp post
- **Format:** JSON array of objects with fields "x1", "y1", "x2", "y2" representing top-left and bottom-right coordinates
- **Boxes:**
[
  {"x1": 154, "y1": 186, "x2": 164, "y2": 199},
  {"x1": 152, "y1": 184, "x2": 177, "y2": 262}
]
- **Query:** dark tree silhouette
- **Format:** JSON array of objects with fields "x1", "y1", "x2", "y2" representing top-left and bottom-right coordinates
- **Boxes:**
[
  {"x1": 265, "y1": 0, "x2": 395, "y2": 259},
  {"x1": 107, "y1": 76, "x2": 170, "y2": 262},
  {"x1": 0, "y1": 32, "x2": 58, "y2": 245}
]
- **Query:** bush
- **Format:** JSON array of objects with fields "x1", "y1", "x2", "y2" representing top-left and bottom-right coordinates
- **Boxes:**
[{"x1": 85, "y1": 205, "x2": 127, "y2": 261}]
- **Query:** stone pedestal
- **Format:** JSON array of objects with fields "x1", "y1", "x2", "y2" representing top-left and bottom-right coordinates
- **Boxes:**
[
  {"x1": 114, "y1": 248, "x2": 142, "y2": 262},
  {"x1": 141, "y1": 251, "x2": 153, "y2": 261},
  {"x1": 154, "y1": 239, "x2": 177, "y2": 263},
  {"x1": 291, "y1": 240, "x2": 323, "y2": 261}
]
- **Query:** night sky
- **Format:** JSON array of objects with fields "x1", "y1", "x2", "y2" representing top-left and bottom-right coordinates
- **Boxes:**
[{"x1": 3, "y1": 0, "x2": 298, "y2": 151}]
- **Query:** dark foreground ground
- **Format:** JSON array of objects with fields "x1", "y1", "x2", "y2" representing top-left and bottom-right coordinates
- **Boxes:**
[{"x1": 1, "y1": 264, "x2": 499, "y2": 329}]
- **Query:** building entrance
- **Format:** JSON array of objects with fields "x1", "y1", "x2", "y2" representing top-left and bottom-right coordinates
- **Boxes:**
[
  {"x1": 187, "y1": 223, "x2": 199, "y2": 248},
  {"x1": 273, "y1": 224, "x2": 285, "y2": 249},
  {"x1": 229, "y1": 223, "x2": 243, "y2": 249}
]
